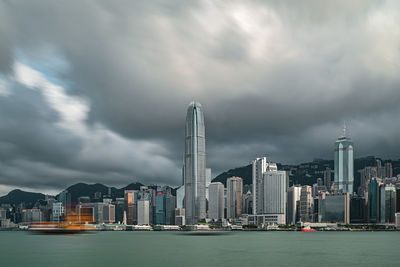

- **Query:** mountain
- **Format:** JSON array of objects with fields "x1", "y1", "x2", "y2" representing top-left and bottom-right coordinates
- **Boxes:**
[
  {"x1": 60, "y1": 182, "x2": 144, "y2": 202},
  {"x1": 212, "y1": 165, "x2": 252, "y2": 186},
  {"x1": 0, "y1": 189, "x2": 45, "y2": 206}
]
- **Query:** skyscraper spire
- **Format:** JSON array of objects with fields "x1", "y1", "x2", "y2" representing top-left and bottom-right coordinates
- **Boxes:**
[{"x1": 342, "y1": 121, "x2": 347, "y2": 137}]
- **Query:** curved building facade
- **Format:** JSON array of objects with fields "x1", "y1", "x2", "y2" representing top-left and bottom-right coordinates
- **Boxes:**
[{"x1": 184, "y1": 102, "x2": 206, "y2": 225}]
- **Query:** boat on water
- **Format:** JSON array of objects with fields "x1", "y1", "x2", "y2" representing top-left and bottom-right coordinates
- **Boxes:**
[
  {"x1": 28, "y1": 210, "x2": 96, "y2": 235},
  {"x1": 29, "y1": 222, "x2": 95, "y2": 235},
  {"x1": 301, "y1": 226, "x2": 316, "y2": 232}
]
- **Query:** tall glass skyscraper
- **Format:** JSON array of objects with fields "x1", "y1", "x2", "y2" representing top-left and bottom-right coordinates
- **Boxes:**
[
  {"x1": 184, "y1": 101, "x2": 206, "y2": 225},
  {"x1": 334, "y1": 126, "x2": 354, "y2": 194}
]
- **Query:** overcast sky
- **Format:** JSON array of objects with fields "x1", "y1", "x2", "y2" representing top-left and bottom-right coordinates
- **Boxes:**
[{"x1": 0, "y1": 0, "x2": 399, "y2": 196}]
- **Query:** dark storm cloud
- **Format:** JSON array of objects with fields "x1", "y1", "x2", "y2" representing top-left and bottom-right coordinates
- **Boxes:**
[{"x1": 0, "y1": 0, "x2": 400, "y2": 194}]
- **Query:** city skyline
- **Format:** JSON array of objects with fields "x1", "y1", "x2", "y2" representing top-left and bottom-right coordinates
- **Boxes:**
[{"x1": 1, "y1": 1, "x2": 400, "y2": 197}]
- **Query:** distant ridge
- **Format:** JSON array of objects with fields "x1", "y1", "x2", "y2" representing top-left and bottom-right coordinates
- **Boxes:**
[{"x1": 0, "y1": 189, "x2": 45, "y2": 207}]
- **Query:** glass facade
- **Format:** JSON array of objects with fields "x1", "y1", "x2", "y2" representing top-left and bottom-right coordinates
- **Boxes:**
[
  {"x1": 184, "y1": 102, "x2": 206, "y2": 225},
  {"x1": 334, "y1": 134, "x2": 354, "y2": 194}
]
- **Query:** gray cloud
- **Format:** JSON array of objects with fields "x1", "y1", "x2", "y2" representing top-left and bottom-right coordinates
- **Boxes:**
[{"x1": 0, "y1": 0, "x2": 400, "y2": 194}]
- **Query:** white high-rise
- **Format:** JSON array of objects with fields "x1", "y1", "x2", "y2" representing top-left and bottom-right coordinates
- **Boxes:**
[
  {"x1": 252, "y1": 157, "x2": 278, "y2": 214},
  {"x1": 137, "y1": 199, "x2": 150, "y2": 225},
  {"x1": 263, "y1": 171, "x2": 287, "y2": 214},
  {"x1": 184, "y1": 102, "x2": 206, "y2": 225},
  {"x1": 208, "y1": 182, "x2": 224, "y2": 220},
  {"x1": 334, "y1": 125, "x2": 354, "y2": 194}
]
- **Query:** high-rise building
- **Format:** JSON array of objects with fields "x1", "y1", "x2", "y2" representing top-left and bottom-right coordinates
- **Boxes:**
[
  {"x1": 323, "y1": 193, "x2": 350, "y2": 224},
  {"x1": 300, "y1": 186, "x2": 313, "y2": 222},
  {"x1": 155, "y1": 189, "x2": 165, "y2": 225},
  {"x1": 380, "y1": 185, "x2": 396, "y2": 223},
  {"x1": 124, "y1": 190, "x2": 137, "y2": 225},
  {"x1": 252, "y1": 157, "x2": 277, "y2": 214},
  {"x1": 208, "y1": 182, "x2": 225, "y2": 220},
  {"x1": 227, "y1": 177, "x2": 243, "y2": 219},
  {"x1": 52, "y1": 202, "x2": 64, "y2": 222},
  {"x1": 287, "y1": 185, "x2": 301, "y2": 225},
  {"x1": 323, "y1": 168, "x2": 333, "y2": 190},
  {"x1": 261, "y1": 170, "x2": 287, "y2": 224},
  {"x1": 137, "y1": 199, "x2": 150, "y2": 225},
  {"x1": 184, "y1": 101, "x2": 206, "y2": 225},
  {"x1": 368, "y1": 178, "x2": 381, "y2": 223},
  {"x1": 334, "y1": 126, "x2": 354, "y2": 193}
]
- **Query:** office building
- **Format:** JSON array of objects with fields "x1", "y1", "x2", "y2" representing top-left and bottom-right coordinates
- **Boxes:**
[
  {"x1": 287, "y1": 185, "x2": 302, "y2": 225},
  {"x1": 137, "y1": 199, "x2": 150, "y2": 225},
  {"x1": 323, "y1": 193, "x2": 350, "y2": 224},
  {"x1": 227, "y1": 177, "x2": 243, "y2": 219},
  {"x1": 261, "y1": 170, "x2": 287, "y2": 224},
  {"x1": 184, "y1": 101, "x2": 206, "y2": 225},
  {"x1": 124, "y1": 190, "x2": 138, "y2": 225},
  {"x1": 300, "y1": 186, "x2": 313, "y2": 222},
  {"x1": 252, "y1": 157, "x2": 278, "y2": 214},
  {"x1": 208, "y1": 182, "x2": 225, "y2": 220},
  {"x1": 334, "y1": 126, "x2": 354, "y2": 193},
  {"x1": 52, "y1": 202, "x2": 64, "y2": 222}
]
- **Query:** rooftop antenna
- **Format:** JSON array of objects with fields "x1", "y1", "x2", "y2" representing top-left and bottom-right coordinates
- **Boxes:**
[{"x1": 343, "y1": 121, "x2": 346, "y2": 137}]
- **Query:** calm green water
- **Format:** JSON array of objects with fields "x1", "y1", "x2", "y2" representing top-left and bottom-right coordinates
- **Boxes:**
[{"x1": 0, "y1": 231, "x2": 399, "y2": 267}]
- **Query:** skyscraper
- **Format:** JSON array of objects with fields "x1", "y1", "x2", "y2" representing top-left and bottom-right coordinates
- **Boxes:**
[
  {"x1": 300, "y1": 185, "x2": 313, "y2": 222},
  {"x1": 227, "y1": 177, "x2": 243, "y2": 219},
  {"x1": 252, "y1": 157, "x2": 278, "y2": 214},
  {"x1": 208, "y1": 182, "x2": 225, "y2": 220},
  {"x1": 184, "y1": 101, "x2": 206, "y2": 225},
  {"x1": 334, "y1": 125, "x2": 354, "y2": 193},
  {"x1": 287, "y1": 185, "x2": 301, "y2": 225}
]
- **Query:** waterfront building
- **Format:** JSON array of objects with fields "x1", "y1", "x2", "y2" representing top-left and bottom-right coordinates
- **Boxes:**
[
  {"x1": 323, "y1": 193, "x2": 350, "y2": 224},
  {"x1": 102, "y1": 203, "x2": 116, "y2": 223},
  {"x1": 156, "y1": 189, "x2": 165, "y2": 224},
  {"x1": 165, "y1": 194, "x2": 176, "y2": 225},
  {"x1": 52, "y1": 202, "x2": 64, "y2": 222},
  {"x1": 242, "y1": 190, "x2": 253, "y2": 215},
  {"x1": 379, "y1": 185, "x2": 396, "y2": 223},
  {"x1": 124, "y1": 190, "x2": 138, "y2": 225},
  {"x1": 227, "y1": 177, "x2": 243, "y2": 219},
  {"x1": 21, "y1": 209, "x2": 43, "y2": 223},
  {"x1": 76, "y1": 204, "x2": 94, "y2": 223},
  {"x1": 334, "y1": 126, "x2": 354, "y2": 194},
  {"x1": 262, "y1": 170, "x2": 287, "y2": 224},
  {"x1": 300, "y1": 186, "x2": 313, "y2": 222},
  {"x1": 184, "y1": 102, "x2": 206, "y2": 225},
  {"x1": 175, "y1": 208, "x2": 185, "y2": 225},
  {"x1": 396, "y1": 213, "x2": 400, "y2": 228},
  {"x1": 287, "y1": 185, "x2": 301, "y2": 225},
  {"x1": 350, "y1": 195, "x2": 367, "y2": 223},
  {"x1": 114, "y1": 198, "x2": 125, "y2": 224},
  {"x1": 368, "y1": 178, "x2": 380, "y2": 223},
  {"x1": 208, "y1": 182, "x2": 225, "y2": 220},
  {"x1": 396, "y1": 185, "x2": 400, "y2": 213},
  {"x1": 252, "y1": 157, "x2": 278, "y2": 214},
  {"x1": 137, "y1": 199, "x2": 150, "y2": 225}
]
